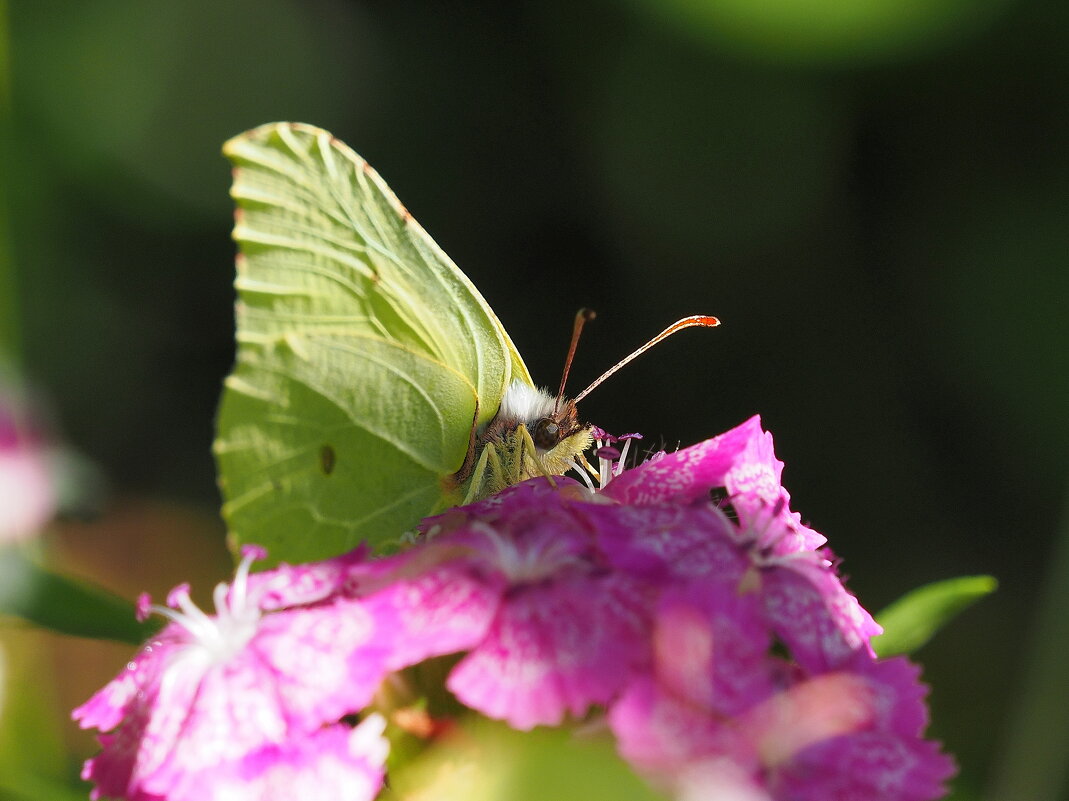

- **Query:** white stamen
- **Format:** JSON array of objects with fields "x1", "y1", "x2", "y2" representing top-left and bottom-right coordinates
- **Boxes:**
[
  {"x1": 598, "y1": 438, "x2": 615, "y2": 487},
  {"x1": 591, "y1": 433, "x2": 638, "y2": 490},
  {"x1": 616, "y1": 437, "x2": 634, "y2": 478},
  {"x1": 568, "y1": 459, "x2": 596, "y2": 491},
  {"x1": 145, "y1": 547, "x2": 269, "y2": 664},
  {"x1": 212, "y1": 581, "x2": 230, "y2": 617},
  {"x1": 230, "y1": 549, "x2": 258, "y2": 609}
]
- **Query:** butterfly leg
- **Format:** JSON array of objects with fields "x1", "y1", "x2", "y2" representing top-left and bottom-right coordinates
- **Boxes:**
[
  {"x1": 485, "y1": 443, "x2": 509, "y2": 497},
  {"x1": 516, "y1": 425, "x2": 558, "y2": 489},
  {"x1": 462, "y1": 445, "x2": 493, "y2": 505}
]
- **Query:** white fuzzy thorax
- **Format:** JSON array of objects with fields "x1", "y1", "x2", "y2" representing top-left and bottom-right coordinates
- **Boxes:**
[{"x1": 497, "y1": 379, "x2": 556, "y2": 424}]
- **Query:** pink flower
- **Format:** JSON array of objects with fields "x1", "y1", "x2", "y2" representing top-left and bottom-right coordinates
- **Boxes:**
[
  {"x1": 609, "y1": 583, "x2": 955, "y2": 800},
  {"x1": 418, "y1": 417, "x2": 952, "y2": 799},
  {"x1": 593, "y1": 417, "x2": 879, "y2": 662},
  {"x1": 598, "y1": 416, "x2": 769, "y2": 506},
  {"x1": 350, "y1": 416, "x2": 886, "y2": 738},
  {"x1": 75, "y1": 415, "x2": 953, "y2": 800},
  {"x1": 73, "y1": 546, "x2": 392, "y2": 801},
  {"x1": 353, "y1": 552, "x2": 503, "y2": 671},
  {"x1": 758, "y1": 549, "x2": 883, "y2": 671},
  {"x1": 0, "y1": 377, "x2": 55, "y2": 542},
  {"x1": 386, "y1": 480, "x2": 652, "y2": 730},
  {"x1": 601, "y1": 415, "x2": 824, "y2": 553}
]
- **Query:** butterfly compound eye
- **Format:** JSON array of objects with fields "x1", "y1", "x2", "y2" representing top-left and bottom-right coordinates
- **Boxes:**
[{"x1": 532, "y1": 418, "x2": 561, "y2": 450}]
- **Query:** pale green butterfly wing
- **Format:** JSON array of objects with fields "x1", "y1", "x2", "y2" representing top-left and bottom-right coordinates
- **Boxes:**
[{"x1": 216, "y1": 122, "x2": 532, "y2": 563}]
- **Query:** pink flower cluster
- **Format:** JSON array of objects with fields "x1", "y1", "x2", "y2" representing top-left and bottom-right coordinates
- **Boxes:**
[{"x1": 74, "y1": 416, "x2": 954, "y2": 801}]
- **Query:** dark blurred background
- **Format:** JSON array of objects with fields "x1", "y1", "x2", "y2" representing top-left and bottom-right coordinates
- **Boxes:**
[{"x1": 1, "y1": 0, "x2": 1067, "y2": 798}]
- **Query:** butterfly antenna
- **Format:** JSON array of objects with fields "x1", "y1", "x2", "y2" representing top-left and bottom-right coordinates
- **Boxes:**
[
  {"x1": 573, "y1": 315, "x2": 720, "y2": 404},
  {"x1": 556, "y1": 308, "x2": 597, "y2": 413}
]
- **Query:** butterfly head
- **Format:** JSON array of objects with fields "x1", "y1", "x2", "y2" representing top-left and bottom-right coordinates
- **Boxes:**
[
  {"x1": 469, "y1": 380, "x2": 593, "y2": 495},
  {"x1": 488, "y1": 381, "x2": 589, "y2": 453},
  {"x1": 463, "y1": 313, "x2": 720, "y2": 500},
  {"x1": 531, "y1": 398, "x2": 583, "y2": 451}
]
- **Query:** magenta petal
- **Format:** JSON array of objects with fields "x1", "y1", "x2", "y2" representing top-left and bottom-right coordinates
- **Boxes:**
[
  {"x1": 599, "y1": 415, "x2": 827, "y2": 555},
  {"x1": 141, "y1": 602, "x2": 384, "y2": 794},
  {"x1": 721, "y1": 424, "x2": 784, "y2": 510},
  {"x1": 776, "y1": 731, "x2": 956, "y2": 801},
  {"x1": 421, "y1": 477, "x2": 576, "y2": 534},
  {"x1": 768, "y1": 510, "x2": 827, "y2": 555},
  {"x1": 741, "y1": 502, "x2": 827, "y2": 555},
  {"x1": 238, "y1": 599, "x2": 392, "y2": 730},
  {"x1": 81, "y1": 720, "x2": 161, "y2": 801},
  {"x1": 601, "y1": 416, "x2": 766, "y2": 506},
  {"x1": 448, "y1": 573, "x2": 648, "y2": 730},
  {"x1": 851, "y1": 657, "x2": 934, "y2": 738},
  {"x1": 610, "y1": 677, "x2": 754, "y2": 777},
  {"x1": 677, "y1": 759, "x2": 773, "y2": 801},
  {"x1": 582, "y1": 502, "x2": 747, "y2": 585},
  {"x1": 362, "y1": 562, "x2": 503, "y2": 670},
  {"x1": 73, "y1": 644, "x2": 164, "y2": 733},
  {"x1": 246, "y1": 546, "x2": 371, "y2": 611},
  {"x1": 77, "y1": 596, "x2": 394, "y2": 800},
  {"x1": 610, "y1": 677, "x2": 710, "y2": 774},
  {"x1": 655, "y1": 581, "x2": 775, "y2": 717},
  {"x1": 169, "y1": 719, "x2": 388, "y2": 801},
  {"x1": 99, "y1": 635, "x2": 228, "y2": 794},
  {"x1": 761, "y1": 553, "x2": 881, "y2": 672},
  {"x1": 714, "y1": 424, "x2": 826, "y2": 555},
  {"x1": 445, "y1": 507, "x2": 590, "y2": 581}
]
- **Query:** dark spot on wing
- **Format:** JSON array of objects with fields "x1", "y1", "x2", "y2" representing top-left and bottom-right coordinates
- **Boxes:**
[{"x1": 319, "y1": 444, "x2": 337, "y2": 476}]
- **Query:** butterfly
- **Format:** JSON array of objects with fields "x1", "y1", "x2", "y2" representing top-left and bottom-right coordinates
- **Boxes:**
[{"x1": 215, "y1": 122, "x2": 715, "y2": 564}]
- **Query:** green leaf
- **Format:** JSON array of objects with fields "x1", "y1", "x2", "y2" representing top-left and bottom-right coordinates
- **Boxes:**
[
  {"x1": 873, "y1": 574, "x2": 997, "y2": 657},
  {"x1": 216, "y1": 123, "x2": 532, "y2": 564},
  {"x1": 0, "y1": 628, "x2": 88, "y2": 801},
  {"x1": 627, "y1": 0, "x2": 1008, "y2": 65},
  {"x1": 0, "y1": 548, "x2": 150, "y2": 644},
  {"x1": 0, "y1": 774, "x2": 89, "y2": 801},
  {"x1": 387, "y1": 719, "x2": 664, "y2": 801}
]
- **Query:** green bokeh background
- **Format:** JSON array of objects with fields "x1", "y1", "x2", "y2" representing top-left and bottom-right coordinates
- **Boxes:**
[{"x1": 1, "y1": 0, "x2": 1067, "y2": 798}]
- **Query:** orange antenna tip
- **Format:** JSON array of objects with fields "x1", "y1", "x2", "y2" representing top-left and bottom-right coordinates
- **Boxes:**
[{"x1": 574, "y1": 315, "x2": 720, "y2": 404}]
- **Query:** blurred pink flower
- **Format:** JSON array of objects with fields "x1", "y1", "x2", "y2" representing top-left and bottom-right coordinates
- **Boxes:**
[
  {"x1": 609, "y1": 586, "x2": 954, "y2": 800},
  {"x1": 0, "y1": 380, "x2": 55, "y2": 542}
]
